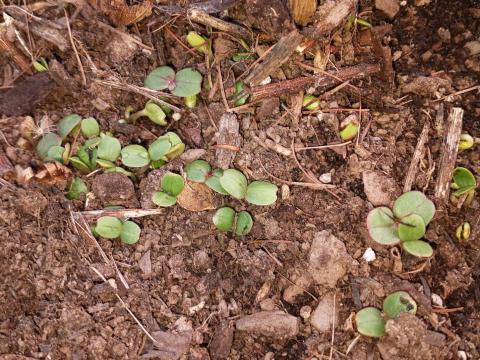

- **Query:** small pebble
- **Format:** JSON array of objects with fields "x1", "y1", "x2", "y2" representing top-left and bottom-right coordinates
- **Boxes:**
[
  {"x1": 172, "y1": 112, "x2": 182, "y2": 121},
  {"x1": 457, "y1": 351, "x2": 467, "y2": 360},
  {"x1": 281, "y1": 184, "x2": 290, "y2": 200},
  {"x1": 319, "y1": 173, "x2": 332, "y2": 184},
  {"x1": 431, "y1": 293, "x2": 443, "y2": 307},
  {"x1": 362, "y1": 248, "x2": 376, "y2": 262},
  {"x1": 259, "y1": 76, "x2": 271, "y2": 85},
  {"x1": 300, "y1": 305, "x2": 312, "y2": 319}
]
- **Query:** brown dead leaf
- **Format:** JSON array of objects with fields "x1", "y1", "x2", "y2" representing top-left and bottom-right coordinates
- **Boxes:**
[
  {"x1": 16, "y1": 161, "x2": 72, "y2": 187},
  {"x1": 177, "y1": 181, "x2": 217, "y2": 212},
  {"x1": 88, "y1": 0, "x2": 152, "y2": 26}
]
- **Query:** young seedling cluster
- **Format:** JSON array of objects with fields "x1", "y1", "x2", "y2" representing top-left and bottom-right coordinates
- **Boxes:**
[
  {"x1": 213, "y1": 207, "x2": 253, "y2": 235},
  {"x1": 152, "y1": 172, "x2": 185, "y2": 207},
  {"x1": 355, "y1": 291, "x2": 417, "y2": 337},
  {"x1": 94, "y1": 216, "x2": 141, "y2": 244},
  {"x1": 451, "y1": 167, "x2": 476, "y2": 206},
  {"x1": 367, "y1": 191, "x2": 435, "y2": 258}
]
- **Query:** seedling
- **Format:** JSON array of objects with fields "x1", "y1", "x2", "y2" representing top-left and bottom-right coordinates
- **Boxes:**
[
  {"x1": 220, "y1": 169, "x2": 248, "y2": 199},
  {"x1": 37, "y1": 133, "x2": 62, "y2": 161},
  {"x1": 458, "y1": 133, "x2": 474, "y2": 150},
  {"x1": 58, "y1": 114, "x2": 82, "y2": 139},
  {"x1": 148, "y1": 132, "x2": 185, "y2": 167},
  {"x1": 144, "y1": 66, "x2": 203, "y2": 97},
  {"x1": 97, "y1": 135, "x2": 121, "y2": 162},
  {"x1": 185, "y1": 160, "x2": 228, "y2": 194},
  {"x1": 127, "y1": 101, "x2": 167, "y2": 125},
  {"x1": 367, "y1": 191, "x2": 435, "y2": 257},
  {"x1": 451, "y1": 167, "x2": 476, "y2": 199},
  {"x1": 456, "y1": 222, "x2": 471, "y2": 242},
  {"x1": 355, "y1": 291, "x2": 417, "y2": 338},
  {"x1": 121, "y1": 145, "x2": 150, "y2": 168},
  {"x1": 81, "y1": 117, "x2": 100, "y2": 138},
  {"x1": 184, "y1": 95, "x2": 197, "y2": 109},
  {"x1": 246, "y1": 181, "x2": 278, "y2": 206},
  {"x1": 303, "y1": 95, "x2": 320, "y2": 111},
  {"x1": 94, "y1": 216, "x2": 141, "y2": 244},
  {"x1": 33, "y1": 57, "x2": 48, "y2": 72},
  {"x1": 152, "y1": 172, "x2": 185, "y2": 207},
  {"x1": 213, "y1": 207, "x2": 254, "y2": 235},
  {"x1": 232, "y1": 81, "x2": 249, "y2": 107},
  {"x1": 69, "y1": 144, "x2": 98, "y2": 173},
  {"x1": 66, "y1": 177, "x2": 88, "y2": 200},
  {"x1": 186, "y1": 31, "x2": 211, "y2": 55},
  {"x1": 339, "y1": 116, "x2": 359, "y2": 141}
]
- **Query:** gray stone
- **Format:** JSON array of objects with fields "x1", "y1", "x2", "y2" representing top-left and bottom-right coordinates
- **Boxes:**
[
  {"x1": 310, "y1": 292, "x2": 339, "y2": 332},
  {"x1": 362, "y1": 170, "x2": 400, "y2": 207},
  {"x1": 235, "y1": 311, "x2": 299, "y2": 338}
]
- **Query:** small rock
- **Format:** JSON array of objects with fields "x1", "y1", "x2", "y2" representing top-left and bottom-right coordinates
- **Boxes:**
[
  {"x1": 283, "y1": 272, "x2": 313, "y2": 303},
  {"x1": 259, "y1": 298, "x2": 276, "y2": 311},
  {"x1": 362, "y1": 170, "x2": 400, "y2": 206},
  {"x1": 189, "y1": 347, "x2": 210, "y2": 360},
  {"x1": 151, "y1": 330, "x2": 192, "y2": 360},
  {"x1": 138, "y1": 250, "x2": 152, "y2": 276},
  {"x1": 105, "y1": 33, "x2": 138, "y2": 64},
  {"x1": 256, "y1": 98, "x2": 280, "y2": 119},
  {"x1": 308, "y1": 231, "x2": 352, "y2": 287},
  {"x1": 464, "y1": 40, "x2": 480, "y2": 57},
  {"x1": 209, "y1": 321, "x2": 234, "y2": 360},
  {"x1": 310, "y1": 292, "x2": 339, "y2": 332},
  {"x1": 235, "y1": 311, "x2": 299, "y2": 338},
  {"x1": 300, "y1": 306, "x2": 312, "y2": 319},
  {"x1": 319, "y1": 172, "x2": 332, "y2": 184},
  {"x1": 362, "y1": 248, "x2": 376, "y2": 263},
  {"x1": 281, "y1": 184, "x2": 290, "y2": 200},
  {"x1": 375, "y1": 0, "x2": 400, "y2": 19},
  {"x1": 193, "y1": 250, "x2": 211, "y2": 272},
  {"x1": 437, "y1": 27, "x2": 451, "y2": 43},
  {"x1": 431, "y1": 293, "x2": 443, "y2": 307},
  {"x1": 17, "y1": 190, "x2": 48, "y2": 217},
  {"x1": 402, "y1": 76, "x2": 451, "y2": 97},
  {"x1": 215, "y1": 114, "x2": 240, "y2": 169},
  {"x1": 92, "y1": 172, "x2": 138, "y2": 207}
]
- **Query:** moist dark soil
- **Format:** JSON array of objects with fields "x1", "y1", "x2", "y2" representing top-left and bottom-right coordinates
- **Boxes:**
[{"x1": 1, "y1": 0, "x2": 479, "y2": 359}]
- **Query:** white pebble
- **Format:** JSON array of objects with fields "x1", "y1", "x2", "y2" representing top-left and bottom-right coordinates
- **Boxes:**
[
  {"x1": 300, "y1": 305, "x2": 312, "y2": 319},
  {"x1": 362, "y1": 248, "x2": 376, "y2": 262},
  {"x1": 457, "y1": 351, "x2": 467, "y2": 360},
  {"x1": 259, "y1": 76, "x2": 271, "y2": 85},
  {"x1": 319, "y1": 173, "x2": 332, "y2": 184},
  {"x1": 431, "y1": 293, "x2": 443, "y2": 307},
  {"x1": 172, "y1": 112, "x2": 182, "y2": 121}
]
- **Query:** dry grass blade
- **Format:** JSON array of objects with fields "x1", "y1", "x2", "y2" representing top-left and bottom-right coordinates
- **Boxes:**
[{"x1": 78, "y1": 208, "x2": 163, "y2": 221}]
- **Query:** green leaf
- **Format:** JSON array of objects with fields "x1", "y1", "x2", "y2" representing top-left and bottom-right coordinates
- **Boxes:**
[
  {"x1": 151, "y1": 159, "x2": 166, "y2": 169},
  {"x1": 220, "y1": 169, "x2": 248, "y2": 199},
  {"x1": 402, "y1": 240, "x2": 433, "y2": 258},
  {"x1": 76, "y1": 146, "x2": 91, "y2": 167},
  {"x1": 161, "y1": 172, "x2": 184, "y2": 196},
  {"x1": 303, "y1": 95, "x2": 320, "y2": 111},
  {"x1": 47, "y1": 145, "x2": 65, "y2": 163},
  {"x1": 355, "y1": 307, "x2": 385, "y2": 338},
  {"x1": 246, "y1": 181, "x2": 278, "y2": 205},
  {"x1": 172, "y1": 68, "x2": 202, "y2": 97},
  {"x1": 186, "y1": 31, "x2": 210, "y2": 54},
  {"x1": 185, "y1": 160, "x2": 211, "y2": 183},
  {"x1": 383, "y1": 291, "x2": 417, "y2": 320},
  {"x1": 398, "y1": 214, "x2": 426, "y2": 242},
  {"x1": 235, "y1": 211, "x2": 253, "y2": 236},
  {"x1": 81, "y1": 117, "x2": 100, "y2": 138},
  {"x1": 205, "y1": 169, "x2": 229, "y2": 194},
  {"x1": 339, "y1": 121, "x2": 359, "y2": 141},
  {"x1": 232, "y1": 52, "x2": 254, "y2": 62},
  {"x1": 96, "y1": 159, "x2": 116, "y2": 168},
  {"x1": 120, "y1": 220, "x2": 141, "y2": 244},
  {"x1": 184, "y1": 95, "x2": 197, "y2": 109},
  {"x1": 393, "y1": 191, "x2": 435, "y2": 225},
  {"x1": 121, "y1": 145, "x2": 150, "y2": 168},
  {"x1": 233, "y1": 81, "x2": 249, "y2": 106},
  {"x1": 152, "y1": 191, "x2": 177, "y2": 207},
  {"x1": 58, "y1": 114, "x2": 81, "y2": 139},
  {"x1": 95, "y1": 216, "x2": 123, "y2": 239},
  {"x1": 366, "y1": 207, "x2": 400, "y2": 245},
  {"x1": 166, "y1": 143, "x2": 185, "y2": 160},
  {"x1": 105, "y1": 167, "x2": 134, "y2": 178},
  {"x1": 452, "y1": 167, "x2": 477, "y2": 196},
  {"x1": 66, "y1": 177, "x2": 88, "y2": 200},
  {"x1": 148, "y1": 137, "x2": 171, "y2": 161},
  {"x1": 213, "y1": 207, "x2": 235, "y2": 231},
  {"x1": 144, "y1": 102, "x2": 167, "y2": 125},
  {"x1": 84, "y1": 137, "x2": 101, "y2": 149},
  {"x1": 144, "y1": 66, "x2": 176, "y2": 91},
  {"x1": 69, "y1": 156, "x2": 91, "y2": 173},
  {"x1": 37, "y1": 133, "x2": 62, "y2": 160},
  {"x1": 97, "y1": 136, "x2": 121, "y2": 161}
]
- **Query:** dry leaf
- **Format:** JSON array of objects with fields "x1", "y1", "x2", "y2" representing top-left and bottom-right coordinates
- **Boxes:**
[
  {"x1": 88, "y1": 0, "x2": 152, "y2": 26},
  {"x1": 177, "y1": 181, "x2": 217, "y2": 212},
  {"x1": 16, "y1": 161, "x2": 72, "y2": 187}
]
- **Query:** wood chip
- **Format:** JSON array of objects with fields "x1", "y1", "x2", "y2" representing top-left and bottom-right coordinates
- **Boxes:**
[{"x1": 215, "y1": 113, "x2": 240, "y2": 169}]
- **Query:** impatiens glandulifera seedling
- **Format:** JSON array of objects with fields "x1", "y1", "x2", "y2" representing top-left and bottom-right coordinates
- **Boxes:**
[
  {"x1": 355, "y1": 307, "x2": 385, "y2": 338},
  {"x1": 451, "y1": 167, "x2": 476, "y2": 197},
  {"x1": 185, "y1": 160, "x2": 228, "y2": 194},
  {"x1": 339, "y1": 115, "x2": 359, "y2": 141},
  {"x1": 220, "y1": 169, "x2": 248, "y2": 199},
  {"x1": 205, "y1": 169, "x2": 229, "y2": 195},
  {"x1": 152, "y1": 172, "x2": 185, "y2": 207},
  {"x1": 57, "y1": 114, "x2": 82, "y2": 139},
  {"x1": 81, "y1": 117, "x2": 100, "y2": 138},
  {"x1": 367, "y1": 191, "x2": 435, "y2": 258},
  {"x1": 186, "y1": 31, "x2": 210, "y2": 55},
  {"x1": 212, "y1": 207, "x2": 254, "y2": 235},
  {"x1": 47, "y1": 145, "x2": 66, "y2": 163},
  {"x1": 382, "y1": 291, "x2": 417, "y2": 319},
  {"x1": 66, "y1": 177, "x2": 88, "y2": 200},
  {"x1": 148, "y1": 132, "x2": 185, "y2": 167},
  {"x1": 458, "y1": 133, "x2": 474, "y2": 150},
  {"x1": 233, "y1": 81, "x2": 249, "y2": 107},
  {"x1": 121, "y1": 144, "x2": 150, "y2": 168},
  {"x1": 33, "y1": 57, "x2": 48, "y2": 72},
  {"x1": 127, "y1": 102, "x2": 167, "y2": 125},
  {"x1": 456, "y1": 222, "x2": 471, "y2": 242},
  {"x1": 246, "y1": 181, "x2": 278, "y2": 206},
  {"x1": 97, "y1": 135, "x2": 121, "y2": 162},
  {"x1": 37, "y1": 133, "x2": 62, "y2": 161},
  {"x1": 144, "y1": 66, "x2": 203, "y2": 97},
  {"x1": 94, "y1": 216, "x2": 141, "y2": 244},
  {"x1": 302, "y1": 95, "x2": 320, "y2": 111},
  {"x1": 70, "y1": 144, "x2": 98, "y2": 173}
]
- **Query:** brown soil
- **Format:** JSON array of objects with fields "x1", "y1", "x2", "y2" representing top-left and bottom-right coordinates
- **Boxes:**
[{"x1": 1, "y1": 0, "x2": 479, "y2": 359}]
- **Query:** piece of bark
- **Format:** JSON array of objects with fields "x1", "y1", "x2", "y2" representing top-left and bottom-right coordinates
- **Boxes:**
[
  {"x1": 371, "y1": 26, "x2": 394, "y2": 82},
  {"x1": 215, "y1": 113, "x2": 240, "y2": 169},
  {"x1": 0, "y1": 73, "x2": 56, "y2": 116},
  {"x1": 188, "y1": 8, "x2": 250, "y2": 38},
  {"x1": 0, "y1": 29, "x2": 32, "y2": 75},
  {"x1": 404, "y1": 122, "x2": 430, "y2": 192},
  {"x1": 434, "y1": 107, "x2": 463, "y2": 203},
  {"x1": 244, "y1": 30, "x2": 304, "y2": 86},
  {"x1": 250, "y1": 63, "x2": 381, "y2": 102},
  {"x1": 289, "y1": 0, "x2": 317, "y2": 26}
]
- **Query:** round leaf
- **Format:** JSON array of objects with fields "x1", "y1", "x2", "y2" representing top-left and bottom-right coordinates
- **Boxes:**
[
  {"x1": 95, "y1": 216, "x2": 123, "y2": 239},
  {"x1": 393, "y1": 191, "x2": 435, "y2": 225},
  {"x1": 120, "y1": 220, "x2": 141, "y2": 244},
  {"x1": 235, "y1": 211, "x2": 253, "y2": 236},
  {"x1": 246, "y1": 181, "x2": 278, "y2": 205},
  {"x1": 402, "y1": 240, "x2": 433, "y2": 258},
  {"x1": 144, "y1": 66, "x2": 176, "y2": 90},
  {"x1": 185, "y1": 160, "x2": 211, "y2": 182},
  {"x1": 144, "y1": 103, "x2": 167, "y2": 125},
  {"x1": 213, "y1": 207, "x2": 235, "y2": 231},
  {"x1": 398, "y1": 214, "x2": 426, "y2": 242},
  {"x1": 171, "y1": 68, "x2": 202, "y2": 97},
  {"x1": 37, "y1": 133, "x2": 61, "y2": 160},
  {"x1": 121, "y1": 145, "x2": 150, "y2": 168},
  {"x1": 205, "y1": 169, "x2": 229, "y2": 195},
  {"x1": 66, "y1": 177, "x2": 88, "y2": 200},
  {"x1": 47, "y1": 145, "x2": 65, "y2": 163},
  {"x1": 81, "y1": 117, "x2": 100, "y2": 138},
  {"x1": 366, "y1": 207, "x2": 400, "y2": 245},
  {"x1": 355, "y1": 307, "x2": 385, "y2": 338},
  {"x1": 58, "y1": 114, "x2": 81, "y2": 139},
  {"x1": 383, "y1": 291, "x2": 417, "y2": 320},
  {"x1": 219, "y1": 169, "x2": 248, "y2": 199},
  {"x1": 98, "y1": 136, "x2": 121, "y2": 161},
  {"x1": 452, "y1": 167, "x2": 477, "y2": 196},
  {"x1": 161, "y1": 172, "x2": 184, "y2": 196},
  {"x1": 152, "y1": 191, "x2": 177, "y2": 207},
  {"x1": 165, "y1": 132, "x2": 183, "y2": 146},
  {"x1": 148, "y1": 137, "x2": 171, "y2": 161}
]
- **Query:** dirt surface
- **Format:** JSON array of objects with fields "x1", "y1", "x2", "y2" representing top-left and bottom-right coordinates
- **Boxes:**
[{"x1": 1, "y1": 0, "x2": 480, "y2": 359}]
